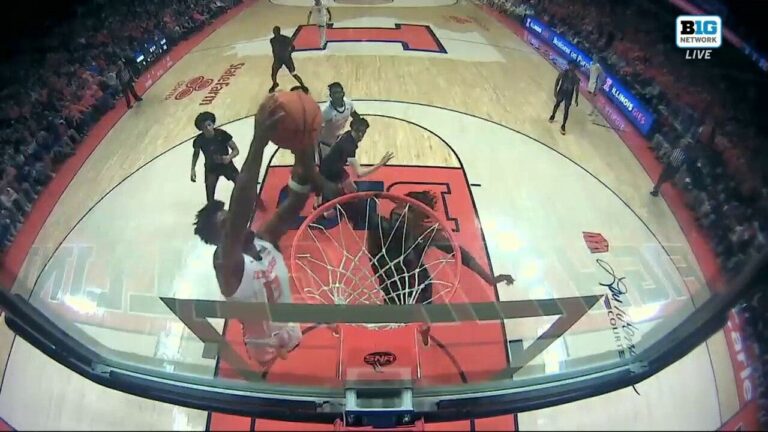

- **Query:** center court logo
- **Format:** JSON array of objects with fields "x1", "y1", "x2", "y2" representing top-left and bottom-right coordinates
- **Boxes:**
[{"x1": 164, "y1": 63, "x2": 245, "y2": 106}]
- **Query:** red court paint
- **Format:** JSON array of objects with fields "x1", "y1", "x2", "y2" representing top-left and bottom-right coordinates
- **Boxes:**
[
  {"x1": 0, "y1": 417, "x2": 13, "y2": 431},
  {"x1": 292, "y1": 24, "x2": 446, "y2": 53},
  {"x1": 208, "y1": 166, "x2": 514, "y2": 431},
  {"x1": 0, "y1": 0, "x2": 255, "y2": 290}
]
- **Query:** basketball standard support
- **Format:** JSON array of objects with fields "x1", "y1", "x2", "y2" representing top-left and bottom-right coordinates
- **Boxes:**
[{"x1": 338, "y1": 325, "x2": 420, "y2": 428}]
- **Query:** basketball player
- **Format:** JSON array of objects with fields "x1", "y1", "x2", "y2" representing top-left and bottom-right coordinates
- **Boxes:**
[
  {"x1": 193, "y1": 95, "x2": 315, "y2": 366},
  {"x1": 361, "y1": 191, "x2": 515, "y2": 344},
  {"x1": 548, "y1": 61, "x2": 580, "y2": 135},
  {"x1": 307, "y1": 0, "x2": 332, "y2": 49},
  {"x1": 317, "y1": 82, "x2": 361, "y2": 163},
  {"x1": 191, "y1": 111, "x2": 241, "y2": 203},
  {"x1": 269, "y1": 26, "x2": 306, "y2": 94},
  {"x1": 318, "y1": 117, "x2": 394, "y2": 210},
  {"x1": 587, "y1": 56, "x2": 604, "y2": 118}
]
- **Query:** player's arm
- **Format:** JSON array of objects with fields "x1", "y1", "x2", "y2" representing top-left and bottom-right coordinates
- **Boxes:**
[
  {"x1": 573, "y1": 75, "x2": 580, "y2": 106},
  {"x1": 554, "y1": 71, "x2": 563, "y2": 97},
  {"x1": 327, "y1": 7, "x2": 333, "y2": 22},
  {"x1": 225, "y1": 140, "x2": 240, "y2": 163},
  {"x1": 256, "y1": 164, "x2": 311, "y2": 248},
  {"x1": 218, "y1": 96, "x2": 281, "y2": 292},
  {"x1": 306, "y1": 10, "x2": 312, "y2": 24},
  {"x1": 349, "y1": 152, "x2": 394, "y2": 178},
  {"x1": 191, "y1": 141, "x2": 200, "y2": 182},
  {"x1": 432, "y1": 240, "x2": 515, "y2": 286}
]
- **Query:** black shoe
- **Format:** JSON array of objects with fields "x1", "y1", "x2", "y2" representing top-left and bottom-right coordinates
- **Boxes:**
[
  {"x1": 650, "y1": 190, "x2": 659, "y2": 197},
  {"x1": 419, "y1": 325, "x2": 430, "y2": 347},
  {"x1": 560, "y1": 125, "x2": 566, "y2": 135},
  {"x1": 548, "y1": 116, "x2": 555, "y2": 123},
  {"x1": 269, "y1": 83, "x2": 279, "y2": 93}
]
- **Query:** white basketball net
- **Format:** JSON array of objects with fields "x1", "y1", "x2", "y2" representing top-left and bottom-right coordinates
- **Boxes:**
[{"x1": 292, "y1": 194, "x2": 460, "y2": 328}]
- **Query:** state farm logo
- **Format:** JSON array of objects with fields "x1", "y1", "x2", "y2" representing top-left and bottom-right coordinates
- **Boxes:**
[
  {"x1": 164, "y1": 63, "x2": 245, "y2": 106},
  {"x1": 171, "y1": 76, "x2": 214, "y2": 100}
]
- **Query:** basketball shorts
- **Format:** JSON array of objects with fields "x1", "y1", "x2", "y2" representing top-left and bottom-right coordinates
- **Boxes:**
[
  {"x1": 205, "y1": 162, "x2": 239, "y2": 181},
  {"x1": 556, "y1": 90, "x2": 574, "y2": 106},
  {"x1": 273, "y1": 56, "x2": 296, "y2": 74}
]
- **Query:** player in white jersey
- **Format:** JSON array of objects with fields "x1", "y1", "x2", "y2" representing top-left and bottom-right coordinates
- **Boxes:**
[
  {"x1": 307, "y1": 0, "x2": 332, "y2": 48},
  {"x1": 317, "y1": 82, "x2": 360, "y2": 161},
  {"x1": 193, "y1": 93, "x2": 330, "y2": 366},
  {"x1": 587, "y1": 55, "x2": 604, "y2": 117}
]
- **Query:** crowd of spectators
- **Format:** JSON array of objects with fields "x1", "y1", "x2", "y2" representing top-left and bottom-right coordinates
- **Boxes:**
[
  {"x1": 485, "y1": 0, "x2": 768, "y2": 278},
  {"x1": 0, "y1": 0, "x2": 241, "y2": 252}
]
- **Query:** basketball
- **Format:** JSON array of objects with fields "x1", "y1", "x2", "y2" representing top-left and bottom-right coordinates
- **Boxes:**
[{"x1": 270, "y1": 90, "x2": 322, "y2": 151}]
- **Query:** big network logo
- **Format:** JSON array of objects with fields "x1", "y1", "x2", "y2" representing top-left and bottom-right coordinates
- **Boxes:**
[{"x1": 676, "y1": 15, "x2": 722, "y2": 49}]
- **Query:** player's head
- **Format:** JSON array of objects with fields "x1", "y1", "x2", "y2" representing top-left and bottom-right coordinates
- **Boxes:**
[
  {"x1": 568, "y1": 61, "x2": 577, "y2": 71},
  {"x1": 273, "y1": 26, "x2": 281, "y2": 36},
  {"x1": 314, "y1": 0, "x2": 322, "y2": 5},
  {"x1": 195, "y1": 111, "x2": 216, "y2": 136},
  {"x1": 350, "y1": 117, "x2": 369, "y2": 141},
  {"x1": 194, "y1": 200, "x2": 227, "y2": 246},
  {"x1": 328, "y1": 82, "x2": 345, "y2": 104},
  {"x1": 404, "y1": 190, "x2": 438, "y2": 226}
]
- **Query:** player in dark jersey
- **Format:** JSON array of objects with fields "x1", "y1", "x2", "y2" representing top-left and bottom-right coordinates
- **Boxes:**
[
  {"x1": 269, "y1": 26, "x2": 306, "y2": 94},
  {"x1": 191, "y1": 111, "x2": 240, "y2": 203},
  {"x1": 548, "y1": 61, "x2": 580, "y2": 135},
  {"x1": 362, "y1": 191, "x2": 515, "y2": 344},
  {"x1": 318, "y1": 117, "x2": 393, "y2": 210}
]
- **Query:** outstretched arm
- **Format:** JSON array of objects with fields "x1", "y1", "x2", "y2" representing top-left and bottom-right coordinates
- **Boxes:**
[
  {"x1": 349, "y1": 152, "x2": 394, "y2": 178},
  {"x1": 256, "y1": 164, "x2": 311, "y2": 247},
  {"x1": 218, "y1": 96, "x2": 281, "y2": 287},
  {"x1": 432, "y1": 239, "x2": 514, "y2": 286}
]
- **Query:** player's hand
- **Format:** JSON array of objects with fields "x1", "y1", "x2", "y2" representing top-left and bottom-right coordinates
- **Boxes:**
[
  {"x1": 276, "y1": 348, "x2": 290, "y2": 360},
  {"x1": 254, "y1": 94, "x2": 284, "y2": 136},
  {"x1": 190, "y1": 169, "x2": 196, "y2": 182},
  {"x1": 379, "y1": 151, "x2": 395, "y2": 166},
  {"x1": 575, "y1": 99, "x2": 579, "y2": 107},
  {"x1": 494, "y1": 274, "x2": 515, "y2": 285},
  {"x1": 221, "y1": 155, "x2": 232, "y2": 164}
]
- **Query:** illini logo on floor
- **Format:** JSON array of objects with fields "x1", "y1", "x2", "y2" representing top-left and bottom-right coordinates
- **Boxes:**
[
  {"x1": 164, "y1": 63, "x2": 246, "y2": 105},
  {"x1": 583, "y1": 231, "x2": 609, "y2": 254}
]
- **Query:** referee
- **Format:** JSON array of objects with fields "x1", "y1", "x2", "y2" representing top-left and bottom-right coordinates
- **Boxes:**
[{"x1": 650, "y1": 138, "x2": 690, "y2": 197}]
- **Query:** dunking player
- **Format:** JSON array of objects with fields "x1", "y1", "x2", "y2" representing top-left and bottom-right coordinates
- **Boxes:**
[
  {"x1": 307, "y1": 0, "x2": 332, "y2": 49},
  {"x1": 318, "y1": 117, "x2": 394, "y2": 214},
  {"x1": 193, "y1": 95, "x2": 326, "y2": 366},
  {"x1": 317, "y1": 82, "x2": 360, "y2": 163},
  {"x1": 361, "y1": 190, "x2": 515, "y2": 345},
  {"x1": 548, "y1": 61, "x2": 580, "y2": 135},
  {"x1": 191, "y1": 111, "x2": 241, "y2": 203},
  {"x1": 269, "y1": 26, "x2": 307, "y2": 93}
]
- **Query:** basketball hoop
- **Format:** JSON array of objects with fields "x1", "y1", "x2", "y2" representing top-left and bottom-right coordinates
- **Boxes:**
[{"x1": 290, "y1": 191, "x2": 462, "y2": 329}]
